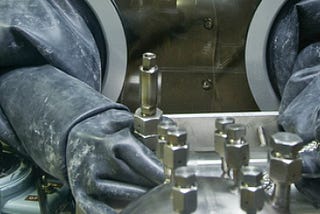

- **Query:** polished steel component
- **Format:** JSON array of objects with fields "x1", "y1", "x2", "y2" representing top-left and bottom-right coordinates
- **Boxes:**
[
  {"x1": 214, "y1": 117, "x2": 235, "y2": 173},
  {"x1": 134, "y1": 53, "x2": 163, "y2": 150},
  {"x1": 172, "y1": 167, "x2": 197, "y2": 214},
  {"x1": 163, "y1": 127, "x2": 188, "y2": 181},
  {"x1": 269, "y1": 132, "x2": 303, "y2": 211},
  {"x1": 134, "y1": 108, "x2": 163, "y2": 151},
  {"x1": 157, "y1": 117, "x2": 177, "y2": 160},
  {"x1": 240, "y1": 166, "x2": 264, "y2": 214},
  {"x1": 225, "y1": 124, "x2": 249, "y2": 185},
  {"x1": 140, "y1": 53, "x2": 159, "y2": 117},
  {"x1": 168, "y1": 112, "x2": 278, "y2": 155}
]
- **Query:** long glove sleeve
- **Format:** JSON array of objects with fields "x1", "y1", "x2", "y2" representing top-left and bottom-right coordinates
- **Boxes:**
[
  {"x1": 0, "y1": 66, "x2": 164, "y2": 213},
  {"x1": 0, "y1": 66, "x2": 125, "y2": 183}
]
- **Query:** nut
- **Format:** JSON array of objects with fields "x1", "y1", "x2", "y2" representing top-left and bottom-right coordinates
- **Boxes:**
[
  {"x1": 167, "y1": 128, "x2": 187, "y2": 146},
  {"x1": 241, "y1": 166, "x2": 263, "y2": 187},
  {"x1": 163, "y1": 144, "x2": 188, "y2": 170},
  {"x1": 269, "y1": 158, "x2": 302, "y2": 184},
  {"x1": 240, "y1": 186, "x2": 264, "y2": 213},
  {"x1": 225, "y1": 143, "x2": 249, "y2": 169},
  {"x1": 134, "y1": 108, "x2": 163, "y2": 136},
  {"x1": 270, "y1": 132, "x2": 303, "y2": 158},
  {"x1": 172, "y1": 186, "x2": 197, "y2": 214},
  {"x1": 135, "y1": 133, "x2": 158, "y2": 151},
  {"x1": 226, "y1": 124, "x2": 246, "y2": 141},
  {"x1": 174, "y1": 166, "x2": 196, "y2": 188},
  {"x1": 214, "y1": 117, "x2": 235, "y2": 157},
  {"x1": 142, "y1": 52, "x2": 157, "y2": 70},
  {"x1": 215, "y1": 117, "x2": 235, "y2": 132},
  {"x1": 158, "y1": 117, "x2": 177, "y2": 140}
]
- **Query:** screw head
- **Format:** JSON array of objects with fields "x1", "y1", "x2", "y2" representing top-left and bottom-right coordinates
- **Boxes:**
[
  {"x1": 241, "y1": 166, "x2": 263, "y2": 187},
  {"x1": 270, "y1": 132, "x2": 303, "y2": 158},
  {"x1": 226, "y1": 124, "x2": 246, "y2": 141},
  {"x1": 215, "y1": 117, "x2": 235, "y2": 132},
  {"x1": 167, "y1": 127, "x2": 187, "y2": 146},
  {"x1": 142, "y1": 52, "x2": 157, "y2": 70},
  {"x1": 174, "y1": 166, "x2": 196, "y2": 188}
]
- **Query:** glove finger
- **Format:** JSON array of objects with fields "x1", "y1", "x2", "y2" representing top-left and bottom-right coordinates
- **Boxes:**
[
  {"x1": 91, "y1": 179, "x2": 147, "y2": 201},
  {"x1": 73, "y1": 189, "x2": 117, "y2": 214},
  {"x1": 115, "y1": 131, "x2": 165, "y2": 185}
]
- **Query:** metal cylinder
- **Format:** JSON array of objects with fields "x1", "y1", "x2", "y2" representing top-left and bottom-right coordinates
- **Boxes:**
[
  {"x1": 225, "y1": 123, "x2": 249, "y2": 186},
  {"x1": 140, "y1": 52, "x2": 158, "y2": 116},
  {"x1": 172, "y1": 166, "x2": 197, "y2": 214},
  {"x1": 269, "y1": 132, "x2": 303, "y2": 212},
  {"x1": 272, "y1": 183, "x2": 290, "y2": 211},
  {"x1": 157, "y1": 117, "x2": 177, "y2": 160},
  {"x1": 214, "y1": 117, "x2": 235, "y2": 173}
]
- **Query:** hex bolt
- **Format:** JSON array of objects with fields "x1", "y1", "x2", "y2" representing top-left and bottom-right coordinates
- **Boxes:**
[
  {"x1": 214, "y1": 117, "x2": 235, "y2": 174},
  {"x1": 163, "y1": 127, "x2": 188, "y2": 182},
  {"x1": 134, "y1": 52, "x2": 163, "y2": 150},
  {"x1": 157, "y1": 117, "x2": 177, "y2": 160},
  {"x1": 240, "y1": 166, "x2": 264, "y2": 214},
  {"x1": 225, "y1": 124, "x2": 249, "y2": 186},
  {"x1": 140, "y1": 52, "x2": 158, "y2": 117},
  {"x1": 172, "y1": 166, "x2": 197, "y2": 214},
  {"x1": 269, "y1": 132, "x2": 303, "y2": 212}
]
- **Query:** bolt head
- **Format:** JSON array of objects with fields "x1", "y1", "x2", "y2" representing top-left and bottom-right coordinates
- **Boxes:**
[
  {"x1": 174, "y1": 166, "x2": 196, "y2": 187},
  {"x1": 241, "y1": 166, "x2": 263, "y2": 187},
  {"x1": 215, "y1": 117, "x2": 235, "y2": 132},
  {"x1": 142, "y1": 52, "x2": 157, "y2": 70},
  {"x1": 163, "y1": 144, "x2": 188, "y2": 170},
  {"x1": 269, "y1": 158, "x2": 302, "y2": 183},
  {"x1": 270, "y1": 132, "x2": 303, "y2": 157},
  {"x1": 167, "y1": 128, "x2": 187, "y2": 146},
  {"x1": 226, "y1": 124, "x2": 246, "y2": 140},
  {"x1": 225, "y1": 143, "x2": 250, "y2": 168},
  {"x1": 240, "y1": 186, "x2": 264, "y2": 213},
  {"x1": 134, "y1": 108, "x2": 162, "y2": 136},
  {"x1": 172, "y1": 186, "x2": 197, "y2": 213},
  {"x1": 157, "y1": 117, "x2": 177, "y2": 139}
]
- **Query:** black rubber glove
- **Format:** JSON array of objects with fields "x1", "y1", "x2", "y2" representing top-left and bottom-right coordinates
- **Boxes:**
[
  {"x1": 0, "y1": 66, "x2": 164, "y2": 213},
  {"x1": 67, "y1": 110, "x2": 164, "y2": 213},
  {"x1": 268, "y1": 0, "x2": 320, "y2": 205}
]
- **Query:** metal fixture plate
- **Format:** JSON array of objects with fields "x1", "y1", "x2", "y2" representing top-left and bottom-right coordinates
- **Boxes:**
[{"x1": 167, "y1": 111, "x2": 279, "y2": 159}]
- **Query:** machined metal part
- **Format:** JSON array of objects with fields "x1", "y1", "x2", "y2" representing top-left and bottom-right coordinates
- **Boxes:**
[
  {"x1": 134, "y1": 52, "x2": 163, "y2": 150},
  {"x1": 240, "y1": 166, "x2": 264, "y2": 214},
  {"x1": 163, "y1": 127, "x2": 188, "y2": 182},
  {"x1": 172, "y1": 166, "x2": 197, "y2": 214},
  {"x1": 140, "y1": 53, "x2": 159, "y2": 117},
  {"x1": 167, "y1": 112, "x2": 278, "y2": 157},
  {"x1": 269, "y1": 132, "x2": 303, "y2": 211},
  {"x1": 214, "y1": 117, "x2": 235, "y2": 173},
  {"x1": 157, "y1": 117, "x2": 177, "y2": 160},
  {"x1": 225, "y1": 123, "x2": 249, "y2": 186},
  {"x1": 84, "y1": 0, "x2": 127, "y2": 101},
  {"x1": 245, "y1": 0, "x2": 288, "y2": 110}
]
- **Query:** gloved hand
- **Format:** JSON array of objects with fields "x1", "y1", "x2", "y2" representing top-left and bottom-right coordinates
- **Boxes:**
[
  {"x1": 268, "y1": 0, "x2": 320, "y2": 205},
  {"x1": 67, "y1": 110, "x2": 164, "y2": 213},
  {"x1": 0, "y1": 66, "x2": 164, "y2": 214}
]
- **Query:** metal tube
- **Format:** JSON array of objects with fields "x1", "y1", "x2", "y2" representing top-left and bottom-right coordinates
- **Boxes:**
[
  {"x1": 272, "y1": 183, "x2": 290, "y2": 211},
  {"x1": 140, "y1": 53, "x2": 158, "y2": 116}
]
